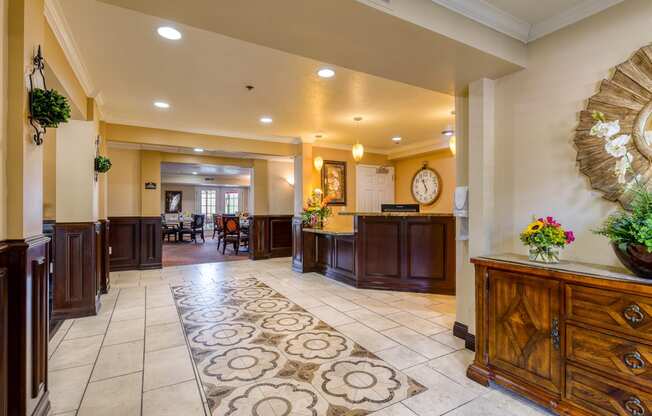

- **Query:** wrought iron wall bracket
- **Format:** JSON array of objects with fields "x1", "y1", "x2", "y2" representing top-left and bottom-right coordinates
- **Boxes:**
[{"x1": 28, "y1": 45, "x2": 47, "y2": 146}]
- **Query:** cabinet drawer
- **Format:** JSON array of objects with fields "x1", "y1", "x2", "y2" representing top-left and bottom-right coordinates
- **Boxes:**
[
  {"x1": 567, "y1": 325, "x2": 652, "y2": 390},
  {"x1": 567, "y1": 365, "x2": 652, "y2": 416},
  {"x1": 566, "y1": 285, "x2": 652, "y2": 340}
]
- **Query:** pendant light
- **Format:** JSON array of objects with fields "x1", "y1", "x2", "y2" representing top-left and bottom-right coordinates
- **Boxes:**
[{"x1": 352, "y1": 116, "x2": 364, "y2": 162}]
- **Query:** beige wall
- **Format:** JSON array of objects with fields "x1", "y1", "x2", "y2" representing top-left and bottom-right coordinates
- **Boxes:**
[
  {"x1": 42, "y1": 128, "x2": 56, "y2": 220},
  {"x1": 267, "y1": 160, "x2": 294, "y2": 215},
  {"x1": 394, "y1": 149, "x2": 455, "y2": 213},
  {"x1": 311, "y1": 146, "x2": 390, "y2": 228},
  {"x1": 492, "y1": 0, "x2": 652, "y2": 265},
  {"x1": 107, "y1": 147, "x2": 141, "y2": 216},
  {"x1": 160, "y1": 183, "x2": 250, "y2": 215},
  {"x1": 0, "y1": 0, "x2": 6, "y2": 239},
  {"x1": 140, "y1": 150, "x2": 162, "y2": 217}
]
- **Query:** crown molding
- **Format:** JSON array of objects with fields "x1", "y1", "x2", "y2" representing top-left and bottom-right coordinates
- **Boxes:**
[
  {"x1": 528, "y1": 0, "x2": 624, "y2": 42},
  {"x1": 44, "y1": 0, "x2": 97, "y2": 96},
  {"x1": 430, "y1": 0, "x2": 623, "y2": 43},
  {"x1": 387, "y1": 138, "x2": 450, "y2": 160},
  {"x1": 312, "y1": 142, "x2": 390, "y2": 155},
  {"x1": 430, "y1": 0, "x2": 530, "y2": 42}
]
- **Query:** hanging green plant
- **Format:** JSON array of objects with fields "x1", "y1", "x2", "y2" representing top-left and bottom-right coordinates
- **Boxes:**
[
  {"x1": 30, "y1": 88, "x2": 71, "y2": 128},
  {"x1": 95, "y1": 155, "x2": 112, "y2": 173}
]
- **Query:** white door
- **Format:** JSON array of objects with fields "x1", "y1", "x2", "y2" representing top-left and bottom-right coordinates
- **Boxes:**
[{"x1": 356, "y1": 165, "x2": 395, "y2": 212}]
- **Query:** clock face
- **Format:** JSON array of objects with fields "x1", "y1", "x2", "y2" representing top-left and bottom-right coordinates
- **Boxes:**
[{"x1": 411, "y1": 168, "x2": 441, "y2": 205}]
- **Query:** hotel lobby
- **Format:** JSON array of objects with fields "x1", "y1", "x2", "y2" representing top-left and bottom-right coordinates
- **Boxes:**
[{"x1": 3, "y1": 0, "x2": 652, "y2": 415}]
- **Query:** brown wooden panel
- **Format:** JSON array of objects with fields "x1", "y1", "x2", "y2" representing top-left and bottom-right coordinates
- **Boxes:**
[
  {"x1": 567, "y1": 324, "x2": 652, "y2": 390},
  {"x1": 488, "y1": 269, "x2": 562, "y2": 394},
  {"x1": 406, "y1": 221, "x2": 444, "y2": 279},
  {"x1": 139, "y1": 217, "x2": 162, "y2": 269},
  {"x1": 566, "y1": 284, "x2": 652, "y2": 342},
  {"x1": 270, "y1": 218, "x2": 292, "y2": 254},
  {"x1": 250, "y1": 215, "x2": 293, "y2": 260},
  {"x1": 53, "y1": 223, "x2": 99, "y2": 320},
  {"x1": 316, "y1": 234, "x2": 332, "y2": 268},
  {"x1": 291, "y1": 217, "x2": 304, "y2": 271},
  {"x1": 333, "y1": 237, "x2": 355, "y2": 274},
  {"x1": 566, "y1": 365, "x2": 652, "y2": 416},
  {"x1": 108, "y1": 217, "x2": 140, "y2": 271},
  {"x1": 362, "y1": 220, "x2": 400, "y2": 277},
  {"x1": 99, "y1": 220, "x2": 110, "y2": 294},
  {"x1": 0, "y1": 266, "x2": 7, "y2": 416},
  {"x1": 2, "y1": 237, "x2": 51, "y2": 416}
]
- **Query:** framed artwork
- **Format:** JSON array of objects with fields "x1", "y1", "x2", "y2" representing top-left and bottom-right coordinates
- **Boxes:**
[
  {"x1": 322, "y1": 160, "x2": 347, "y2": 205},
  {"x1": 165, "y1": 191, "x2": 183, "y2": 213}
]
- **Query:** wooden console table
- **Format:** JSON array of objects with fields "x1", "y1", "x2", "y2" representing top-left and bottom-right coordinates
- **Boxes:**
[{"x1": 469, "y1": 254, "x2": 652, "y2": 416}]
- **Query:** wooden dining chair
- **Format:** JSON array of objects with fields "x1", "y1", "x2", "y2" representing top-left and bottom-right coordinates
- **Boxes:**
[
  {"x1": 213, "y1": 214, "x2": 225, "y2": 250},
  {"x1": 221, "y1": 216, "x2": 248, "y2": 255},
  {"x1": 179, "y1": 214, "x2": 205, "y2": 243}
]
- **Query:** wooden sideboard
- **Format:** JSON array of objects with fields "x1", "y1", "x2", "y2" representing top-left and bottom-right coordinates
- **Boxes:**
[{"x1": 469, "y1": 254, "x2": 652, "y2": 416}]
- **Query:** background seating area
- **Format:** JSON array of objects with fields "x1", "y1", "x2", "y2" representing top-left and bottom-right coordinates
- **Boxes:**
[{"x1": 162, "y1": 212, "x2": 250, "y2": 256}]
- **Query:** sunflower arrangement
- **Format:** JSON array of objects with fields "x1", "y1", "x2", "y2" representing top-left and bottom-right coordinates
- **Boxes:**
[
  {"x1": 301, "y1": 189, "x2": 332, "y2": 228},
  {"x1": 520, "y1": 216, "x2": 575, "y2": 263}
]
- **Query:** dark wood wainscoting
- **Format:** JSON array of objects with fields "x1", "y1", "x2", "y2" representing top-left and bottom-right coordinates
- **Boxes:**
[
  {"x1": 249, "y1": 215, "x2": 293, "y2": 260},
  {"x1": 52, "y1": 223, "x2": 101, "y2": 320},
  {"x1": 99, "y1": 220, "x2": 110, "y2": 293},
  {"x1": 356, "y1": 215, "x2": 456, "y2": 294},
  {"x1": 0, "y1": 237, "x2": 51, "y2": 416},
  {"x1": 109, "y1": 217, "x2": 162, "y2": 271}
]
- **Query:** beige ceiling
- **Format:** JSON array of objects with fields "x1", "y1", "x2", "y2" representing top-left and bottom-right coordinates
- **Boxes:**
[
  {"x1": 59, "y1": 0, "x2": 457, "y2": 150},
  {"x1": 484, "y1": 0, "x2": 586, "y2": 24},
  {"x1": 161, "y1": 163, "x2": 251, "y2": 177}
]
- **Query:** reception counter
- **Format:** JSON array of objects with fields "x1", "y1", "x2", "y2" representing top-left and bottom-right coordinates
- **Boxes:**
[{"x1": 292, "y1": 213, "x2": 455, "y2": 294}]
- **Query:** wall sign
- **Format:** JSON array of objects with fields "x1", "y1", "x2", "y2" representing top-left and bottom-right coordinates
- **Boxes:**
[{"x1": 145, "y1": 182, "x2": 157, "y2": 190}]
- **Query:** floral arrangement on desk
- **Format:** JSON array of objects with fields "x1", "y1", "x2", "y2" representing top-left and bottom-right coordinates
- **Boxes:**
[
  {"x1": 301, "y1": 189, "x2": 332, "y2": 229},
  {"x1": 520, "y1": 216, "x2": 575, "y2": 263}
]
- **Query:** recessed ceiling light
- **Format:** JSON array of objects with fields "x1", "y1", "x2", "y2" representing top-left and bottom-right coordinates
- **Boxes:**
[
  {"x1": 392, "y1": 136, "x2": 402, "y2": 143},
  {"x1": 260, "y1": 116, "x2": 273, "y2": 124},
  {"x1": 192, "y1": 171, "x2": 198, "y2": 175},
  {"x1": 442, "y1": 128, "x2": 454, "y2": 137},
  {"x1": 154, "y1": 101, "x2": 170, "y2": 109},
  {"x1": 157, "y1": 26, "x2": 182, "y2": 40},
  {"x1": 317, "y1": 68, "x2": 335, "y2": 78},
  {"x1": 194, "y1": 148, "x2": 204, "y2": 152}
]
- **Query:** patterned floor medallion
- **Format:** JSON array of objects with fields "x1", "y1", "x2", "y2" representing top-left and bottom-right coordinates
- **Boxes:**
[{"x1": 171, "y1": 275, "x2": 427, "y2": 415}]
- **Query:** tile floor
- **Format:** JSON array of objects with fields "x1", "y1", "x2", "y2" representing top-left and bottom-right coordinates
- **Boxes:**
[{"x1": 47, "y1": 257, "x2": 552, "y2": 416}]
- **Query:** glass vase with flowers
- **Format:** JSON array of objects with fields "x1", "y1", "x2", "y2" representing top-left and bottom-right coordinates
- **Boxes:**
[
  {"x1": 301, "y1": 189, "x2": 332, "y2": 229},
  {"x1": 520, "y1": 216, "x2": 575, "y2": 263}
]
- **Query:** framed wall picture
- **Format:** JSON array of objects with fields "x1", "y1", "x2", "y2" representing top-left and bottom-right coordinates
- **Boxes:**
[
  {"x1": 321, "y1": 160, "x2": 347, "y2": 205},
  {"x1": 165, "y1": 191, "x2": 183, "y2": 213}
]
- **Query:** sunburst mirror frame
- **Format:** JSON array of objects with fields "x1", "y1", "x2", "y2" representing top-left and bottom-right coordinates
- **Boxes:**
[{"x1": 575, "y1": 44, "x2": 652, "y2": 209}]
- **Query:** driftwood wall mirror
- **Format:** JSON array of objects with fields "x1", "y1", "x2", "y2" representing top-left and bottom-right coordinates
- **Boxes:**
[{"x1": 575, "y1": 44, "x2": 652, "y2": 208}]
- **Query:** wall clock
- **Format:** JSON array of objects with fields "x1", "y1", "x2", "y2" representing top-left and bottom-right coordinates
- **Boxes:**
[{"x1": 411, "y1": 164, "x2": 441, "y2": 205}]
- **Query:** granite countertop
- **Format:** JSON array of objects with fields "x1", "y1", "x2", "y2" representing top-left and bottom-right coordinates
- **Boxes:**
[
  {"x1": 338, "y1": 212, "x2": 454, "y2": 217},
  {"x1": 303, "y1": 228, "x2": 355, "y2": 236},
  {"x1": 474, "y1": 253, "x2": 652, "y2": 285}
]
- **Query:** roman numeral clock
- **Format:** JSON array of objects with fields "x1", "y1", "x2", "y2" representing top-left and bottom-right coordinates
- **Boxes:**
[{"x1": 411, "y1": 163, "x2": 442, "y2": 206}]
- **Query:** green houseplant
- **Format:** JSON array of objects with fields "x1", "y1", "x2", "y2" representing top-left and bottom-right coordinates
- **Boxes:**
[
  {"x1": 30, "y1": 88, "x2": 71, "y2": 128},
  {"x1": 94, "y1": 156, "x2": 112, "y2": 173}
]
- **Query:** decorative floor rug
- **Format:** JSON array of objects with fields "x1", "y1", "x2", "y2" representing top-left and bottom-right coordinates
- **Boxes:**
[{"x1": 171, "y1": 274, "x2": 427, "y2": 415}]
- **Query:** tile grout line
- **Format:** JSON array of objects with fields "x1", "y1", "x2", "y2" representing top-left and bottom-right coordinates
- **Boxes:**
[
  {"x1": 140, "y1": 280, "x2": 147, "y2": 416},
  {"x1": 73, "y1": 286, "x2": 121, "y2": 415}
]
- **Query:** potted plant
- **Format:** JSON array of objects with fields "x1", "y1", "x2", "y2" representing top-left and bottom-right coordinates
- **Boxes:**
[
  {"x1": 301, "y1": 189, "x2": 332, "y2": 229},
  {"x1": 595, "y1": 188, "x2": 652, "y2": 277},
  {"x1": 520, "y1": 216, "x2": 575, "y2": 263},
  {"x1": 94, "y1": 155, "x2": 112, "y2": 173},
  {"x1": 30, "y1": 88, "x2": 71, "y2": 128}
]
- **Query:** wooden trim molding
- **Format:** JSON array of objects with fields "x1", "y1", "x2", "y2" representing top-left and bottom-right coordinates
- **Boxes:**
[
  {"x1": 0, "y1": 236, "x2": 51, "y2": 416},
  {"x1": 99, "y1": 220, "x2": 110, "y2": 293},
  {"x1": 249, "y1": 215, "x2": 293, "y2": 260},
  {"x1": 452, "y1": 321, "x2": 476, "y2": 351},
  {"x1": 108, "y1": 217, "x2": 162, "y2": 271}
]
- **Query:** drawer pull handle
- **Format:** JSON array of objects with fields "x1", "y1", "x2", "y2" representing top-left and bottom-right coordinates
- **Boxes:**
[
  {"x1": 625, "y1": 397, "x2": 645, "y2": 416},
  {"x1": 551, "y1": 318, "x2": 560, "y2": 350},
  {"x1": 624, "y1": 305, "x2": 645, "y2": 324},
  {"x1": 624, "y1": 352, "x2": 646, "y2": 370}
]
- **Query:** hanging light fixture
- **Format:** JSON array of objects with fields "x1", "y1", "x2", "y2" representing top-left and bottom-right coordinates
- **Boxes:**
[
  {"x1": 352, "y1": 116, "x2": 364, "y2": 162},
  {"x1": 449, "y1": 136, "x2": 456, "y2": 156},
  {"x1": 313, "y1": 156, "x2": 324, "y2": 171}
]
